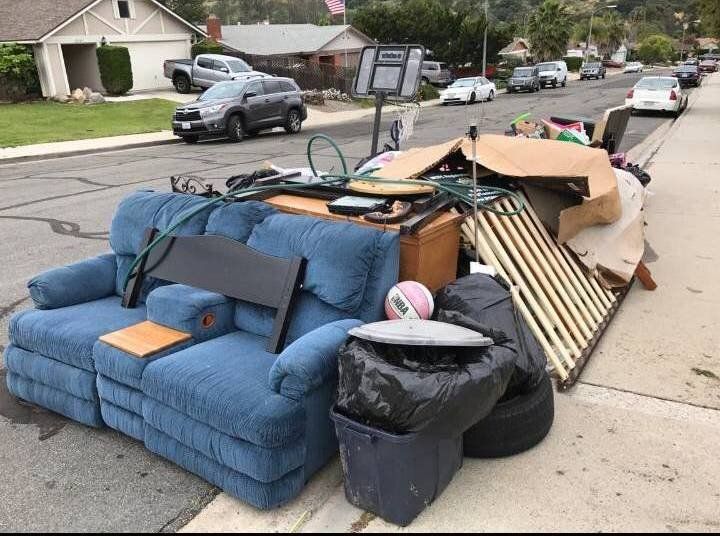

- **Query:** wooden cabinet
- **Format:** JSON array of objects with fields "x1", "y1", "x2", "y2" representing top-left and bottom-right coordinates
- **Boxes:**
[{"x1": 264, "y1": 195, "x2": 462, "y2": 292}]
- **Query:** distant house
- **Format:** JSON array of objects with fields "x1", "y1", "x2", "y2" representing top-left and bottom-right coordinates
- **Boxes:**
[
  {"x1": 696, "y1": 37, "x2": 719, "y2": 53},
  {"x1": 498, "y1": 37, "x2": 531, "y2": 62},
  {"x1": 205, "y1": 22, "x2": 376, "y2": 68},
  {"x1": 0, "y1": 0, "x2": 206, "y2": 97}
]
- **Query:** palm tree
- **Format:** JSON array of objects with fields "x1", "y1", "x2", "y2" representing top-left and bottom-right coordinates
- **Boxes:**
[{"x1": 528, "y1": 0, "x2": 573, "y2": 62}]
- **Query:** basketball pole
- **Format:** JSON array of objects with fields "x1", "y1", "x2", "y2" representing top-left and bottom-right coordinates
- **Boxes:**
[{"x1": 469, "y1": 123, "x2": 480, "y2": 264}]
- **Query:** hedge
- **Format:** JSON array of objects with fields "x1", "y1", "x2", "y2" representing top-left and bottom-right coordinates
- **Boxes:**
[
  {"x1": 191, "y1": 39, "x2": 223, "y2": 59},
  {"x1": 563, "y1": 56, "x2": 583, "y2": 72},
  {"x1": 97, "y1": 45, "x2": 133, "y2": 95},
  {"x1": 0, "y1": 43, "x2": 40, "y2": 101}
]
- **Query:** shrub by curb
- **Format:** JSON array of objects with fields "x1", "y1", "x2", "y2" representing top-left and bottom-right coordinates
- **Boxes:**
[{"x1": 96, "y1": 45, "x2": 133, "y2": 96}]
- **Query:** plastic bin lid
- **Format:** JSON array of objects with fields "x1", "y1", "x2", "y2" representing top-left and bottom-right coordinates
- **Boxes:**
[{"x1": 349, "y1": 320, "x2": 493, "y2": 347}]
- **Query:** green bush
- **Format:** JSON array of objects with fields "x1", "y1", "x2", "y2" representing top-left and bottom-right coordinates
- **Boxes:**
[
  {"x1": 416, "y1": 83, "x2": 440, "y2": 101},
  {"x1": 191, "y1": 39, "x2": 223, "y2": 59},
  {"x1": 96, "y1": 45, "x2": 133, "y2": 95},
  {"x1": 0, "y1": 43, "x2": 40, "y2": 101},
  {"x1": 637, "y1": 34, "x2": 675, "y2": 64},
  {"x1": 563, "y1": 56, "x2": 583, "y2": 71}
]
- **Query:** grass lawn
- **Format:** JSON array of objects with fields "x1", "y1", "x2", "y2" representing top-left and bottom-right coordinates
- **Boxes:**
[{"x1": 0, "y1": 99, "x2": 179, "y2": 148}]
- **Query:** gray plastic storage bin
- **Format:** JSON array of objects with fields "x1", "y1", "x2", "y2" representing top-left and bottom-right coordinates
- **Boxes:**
[{"x1": 331, "y1": 408, "x2": 463, "y2": 527}]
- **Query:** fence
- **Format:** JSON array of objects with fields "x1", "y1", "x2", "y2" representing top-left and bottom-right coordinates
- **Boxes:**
[{"x1": 225, "y1": 52, "x2": 356, "y2": 93}]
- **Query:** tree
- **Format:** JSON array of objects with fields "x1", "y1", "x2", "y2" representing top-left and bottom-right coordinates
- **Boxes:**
[
  {"x1": 637, "y1": 34, "x2": 675, "y2": 63},
  {"x1": 574, "y1": 11, "x2": 626, "y2": 57},
  {"x1": 528, "y1": 0, "x2": 573, "y2": 62},
  {"x1": 158, "y1": 0, "x2": 207, "y2": 24},
  {"x1": 699, "y1": 0, "x2": 720, "y2": 37}
]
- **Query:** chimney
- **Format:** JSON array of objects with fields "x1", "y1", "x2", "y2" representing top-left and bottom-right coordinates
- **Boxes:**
[{"x1": 206, "y1": 14, "x2": 222, "y2": 41}]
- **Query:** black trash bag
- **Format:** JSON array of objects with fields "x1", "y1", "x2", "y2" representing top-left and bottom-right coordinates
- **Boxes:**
[
  {"x1": 336, "y1": 336, "x2": 517, "y2": 437},
  {"x1": 434, "y1": 274, "x2": 547, "y2": 397}
]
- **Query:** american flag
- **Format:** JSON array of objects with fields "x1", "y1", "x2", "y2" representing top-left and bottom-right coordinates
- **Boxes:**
[{"x1": 324, "y1": 0, "x2": 345, "y2": 16}]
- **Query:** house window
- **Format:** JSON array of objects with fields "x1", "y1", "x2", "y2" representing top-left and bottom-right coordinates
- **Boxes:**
[{"x1": 113, "y1": 0, "x2": 135, "y2": 19}]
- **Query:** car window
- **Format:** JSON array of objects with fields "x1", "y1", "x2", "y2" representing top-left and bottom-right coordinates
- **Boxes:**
[
  {"x1": 636, "y1": 78, "x2": 677, "y2": 90},
  {"x1": 513, "y1": 68, "x2": 533, "y2": 77},
  {"x1": 676, "y1": 66, "x2": 697, "y2": 72},
  {"x1": 197, "y1": 57, "x2": 213, "y2": 69},
  {"x1": 480, "y1": 77, "x2": 490, "y2": 85},
  {"x1": 263, "y1": 80, "x2": 282, "y2": 94},
  {"x1": 280, "y1": 81, "x2": 297, "y2": 92},
  {"x1": 246, "y1": 81, "x2": 265, "y2": 96},
  {"x1": 537, "y1": 63, "x2": 556, "y2": 71},
  {"x1": 198, "y1": 82, "x2": 247, "y2": 101},
  {"x1": 450, "y1": 78, "x2": 476, "y2": 87},
  {"x1": 226, "y1": 59, "x2": 251, "y2": 73},
  {"x1": 438, "y1": 63, "x2": 447, "y2": 70},
  {"x1": 212, "y1": 61, "x2": 228, "y2": 72}
]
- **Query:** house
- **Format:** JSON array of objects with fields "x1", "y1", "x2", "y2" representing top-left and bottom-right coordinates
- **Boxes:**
[
  {"x1": 206, "y1": 22, "x2": 376, "y2": 68},
  {"x1": 696, "y1": 37, "x2": 719, "y2": 53},
  {"x1": 498, "y1": 37, "x2": 531, "y2": 63},
  {"x1": 0, "y1": 0, "x2": 207, "y2": 97}
]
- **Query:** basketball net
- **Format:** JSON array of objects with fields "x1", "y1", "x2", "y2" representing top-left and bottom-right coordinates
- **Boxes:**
[{"x1": 392, "y1": 102, "x2": 421, "y2": 146}]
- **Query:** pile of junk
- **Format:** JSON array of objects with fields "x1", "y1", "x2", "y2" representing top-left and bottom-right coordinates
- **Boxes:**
[{"x1": 4, "y1": 102, "x2": 655, "y2": 527}]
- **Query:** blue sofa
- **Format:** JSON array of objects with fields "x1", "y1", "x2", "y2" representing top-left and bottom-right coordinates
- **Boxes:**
[{"x1": 5, "y1": 191, "x2": 400, "y2": 509}]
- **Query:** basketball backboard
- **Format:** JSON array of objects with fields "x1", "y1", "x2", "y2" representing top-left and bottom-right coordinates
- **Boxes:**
[{"x1": 353, "y1": 45, "x2": 426, "y2": 101}]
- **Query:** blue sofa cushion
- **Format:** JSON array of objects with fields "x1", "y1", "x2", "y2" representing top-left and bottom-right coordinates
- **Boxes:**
[
  {"x1": 146, "y1": 285, "x2": 235, "y2": 343},
  {"x1": 142, "y1": 330, "x2": 303, "y2": 448},
  {"x1": 101, "y1": 401, "x2": 145, "y2": 441},
  {"x1": 110, "y1": 191, "x2": 215, "y2": 256},
  {"x1": 246, "y1": 215, "x2": 393, "y2": 315},
  {"x1": 205, "y1": 201, "x2": 277, "y2": 243},
  {"x1": 115, "y1": 255, "x2": 168, "y2": 302},
  {"x1": 28, "y1": 254, "x2": 117, "y2": 310},
  {"x1": 9, "y1": 296, "x2": 147, "y2": 372},
  {"x1": 97, "y1": 375, "x2": 144, "y2": 415}
]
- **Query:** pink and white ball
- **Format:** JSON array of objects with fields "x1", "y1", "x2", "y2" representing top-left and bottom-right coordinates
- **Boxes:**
[{"x1": 385, "y1": 281, "x2": 434, "y2": 320}]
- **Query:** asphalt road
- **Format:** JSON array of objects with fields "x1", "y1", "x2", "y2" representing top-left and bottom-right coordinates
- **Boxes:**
[{"x1": 0, "y1": 69, "x2": 681, "y2": 531}]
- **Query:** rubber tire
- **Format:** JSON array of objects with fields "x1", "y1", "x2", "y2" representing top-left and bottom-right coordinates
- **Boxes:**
[
  {"x1": 487, "y1": 90, "x2": 494, "y2": 102},
  {"x1": 284, "y1": 108, "x2": 302, "y2": 134},
  {"x1": 469, "y1": 92, "x2": 476, "y2": 104},
  {"x1": 226, "y1": 115, "x2": 244, "y2": 142},
  {"x1": 562, "y1": 79, "x2": 566, "y2": 87},
  {"x1": 552, "y1": 80, "x2": 557, "y2": 88},
  {"x1": 181, "y1": 135, "x2": 199, "y2": 144},
  {"x1": 174, "y1": 74, "x2": 191, "y2": 94},
  {"x1": 463, "y1": 372, "x2": 555, "y2": 459}
]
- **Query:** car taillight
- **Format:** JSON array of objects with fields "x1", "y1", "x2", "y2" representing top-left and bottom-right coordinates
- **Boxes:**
[
  {"x1": 670, "y1": 90, "x2": 678, "y2": 101},
  {"x1": 627, "y1": 89, "x2": 634, "y2": 98}
]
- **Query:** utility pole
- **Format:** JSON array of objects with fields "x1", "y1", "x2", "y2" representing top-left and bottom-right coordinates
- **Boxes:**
[{"x1": 482, "y1": 0, "x2": 489, "y2": 77}]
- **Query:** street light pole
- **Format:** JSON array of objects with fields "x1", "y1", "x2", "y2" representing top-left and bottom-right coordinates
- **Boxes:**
[
  {"x1": 585, "y1": 3, "x2": 617, "y2": 60},
  {"x1": 482, "y1": 0, "x2": 489, "y2": 77}
]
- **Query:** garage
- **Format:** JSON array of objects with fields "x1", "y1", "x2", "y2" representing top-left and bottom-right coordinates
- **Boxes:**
[{"x1": 115, "y1": 40, "x2": 191, "y2": 91}]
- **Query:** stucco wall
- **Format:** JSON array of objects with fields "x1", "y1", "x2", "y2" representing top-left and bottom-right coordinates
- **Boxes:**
[{"x1": 47, "y1": 43, "x2": 70, "y2": 95}]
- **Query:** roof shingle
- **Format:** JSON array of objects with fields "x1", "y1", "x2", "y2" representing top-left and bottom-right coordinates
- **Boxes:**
[{"x1": 0, "y1": 0, "x2": 96, "y2": 42}]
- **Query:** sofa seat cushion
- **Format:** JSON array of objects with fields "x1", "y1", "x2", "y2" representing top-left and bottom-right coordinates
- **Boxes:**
[
  {"x1": 142, "y1": 330, "x2": 303, "y2": 448},
  {"x1": 144, "y1": 398, "x2": 305, "y2": 483},
  {"x1": 9, "y1": 297, "x2": 147, "y2": 372}
]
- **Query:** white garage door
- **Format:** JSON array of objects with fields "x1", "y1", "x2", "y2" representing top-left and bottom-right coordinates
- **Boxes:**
[{"x1": 116, "y1": 40, "x2": 189, "y2": 91}]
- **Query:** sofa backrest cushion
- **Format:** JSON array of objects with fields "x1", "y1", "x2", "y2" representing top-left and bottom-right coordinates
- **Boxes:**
[
  {"x1": 205, "y1": 201, "x2": 277, "y2": 243},
  {"x1": 110, "y1": 191, "x2": 216, "y2": 302}
]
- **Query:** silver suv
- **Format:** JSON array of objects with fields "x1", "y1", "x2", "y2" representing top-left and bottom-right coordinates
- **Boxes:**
[{"x1": 422, "y1": 61, "x2": 453, "y2": 86}]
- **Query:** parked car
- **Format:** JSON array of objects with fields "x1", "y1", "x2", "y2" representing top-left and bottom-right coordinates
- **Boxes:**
[
  {"x1": 421, "y1": 61, "x2": 453, "y2": 86},
  {"x1": 164, "y1": 54, "x2": 269, "y2": 94},
  {"x1": 700, "y1": 53, "x2": 720, "y2": 62},
  {"x1": 699, "y1": 59, "x2": 718, "y2": 73},
  {"x1": 580, "y1": 62, "x2": 606, "y2": 80},
  {"x1": 683, "y1": 57, "x2": 699, "y2": 66},
  {"x1": 626, "y1": 76, "x2": 688, "y2": 117},
  {"x1": 672, "y1": 65, "x2": 702, "y2": 88},
  {"x1": 624, "y1": 61, "x2": 644, "y2": 73},
  {"x1": 507, "y1": 66, "x2": 541, "y2": 93},
  {"x1": 536, "y1": 61, "x2": 568, "y2": 88},
  {"x1": 172, "y1": 78, "x2": 307, "y2": 143},
  {"x1": 440, "y1": 77, "x2": 496, "y2": 105}
]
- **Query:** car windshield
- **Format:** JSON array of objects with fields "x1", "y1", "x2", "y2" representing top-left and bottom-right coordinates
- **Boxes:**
[
  {"x1": 199, "y1": 82, "x2": 247, "y2": 101},
  {"x1": 676, "y1": 66, "x2": 697, "y2": 72},
  {"x1": 513, "y1": 68, "x2": 533, "y2": 77},
  {"x1": 584, "y1": 63, "x2": 600, "y2": 68},
  {"x1": 226, "y1": 59, "x2": 252, "y2": 72},
  {"x1": 636, "y1": 78, "x2": 677, "y2": 90},
  {"x1": 438, "y1": 63, "x2": 447, "y2": 70},
  {"x1": 450, "y1": 78, "x2": 477, "y2": 87},
  {"x1": 537, "y1": 63, "x2": 556, "y2": 71}
]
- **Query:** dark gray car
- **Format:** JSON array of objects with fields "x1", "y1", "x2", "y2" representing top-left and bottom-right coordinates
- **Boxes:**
[
  {"x1": 507, "y1": 66, "x2": 541, "y2": 93},
  {"x1": 172, "y1": 78, "x2": 307, "y2": 143}
]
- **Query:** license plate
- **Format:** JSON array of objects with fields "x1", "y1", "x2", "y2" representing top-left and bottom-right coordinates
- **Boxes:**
[
  {"x1": 642, "y1": 101, "x2": 656, "y2": 106},
  {"x1": 182, "y1": 122, "x2": 191, "y2": 130}
]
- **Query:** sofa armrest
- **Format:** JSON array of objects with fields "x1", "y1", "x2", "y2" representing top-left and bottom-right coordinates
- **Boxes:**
[
  {"x1": 28, "y1": 254, "x2": 117, "y2": 310},
  {"x1": 269, "y1": 319, "x2": 363, "y2": 401},
  {"x1": 146, "y1": 284, "x2": 236, "y2": 343}
]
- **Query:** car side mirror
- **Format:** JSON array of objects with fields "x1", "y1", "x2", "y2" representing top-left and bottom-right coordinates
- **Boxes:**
[
  {"x1": 245, "y1": 91, "x2": 257, "y2": 99},
  {"x1": 220, "y1": 67, "x2": 230, "y2": 74}
]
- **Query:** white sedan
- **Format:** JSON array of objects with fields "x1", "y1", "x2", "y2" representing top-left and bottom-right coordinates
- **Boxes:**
[
  {"x1": 440, "y1": 77, "x2": 496, "y2": 105},
  {"x1": 626, "y1": 76, "x2": 688, "y2": 117},
  {"x1": 624, "y1": 62, "x2": 644, "y2": 73}
]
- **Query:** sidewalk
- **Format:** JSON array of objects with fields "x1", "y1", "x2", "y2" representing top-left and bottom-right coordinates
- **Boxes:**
[{"x1": 181, "y1": 74, "x2": 720, "y2": 533}]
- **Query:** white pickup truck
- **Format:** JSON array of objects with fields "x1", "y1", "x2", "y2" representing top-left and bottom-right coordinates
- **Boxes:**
[{"x1": 164, "y1": 53, "x2": 269, "y2": 94}]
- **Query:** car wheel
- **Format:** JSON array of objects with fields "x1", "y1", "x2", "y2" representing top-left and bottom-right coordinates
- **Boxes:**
[
  {"x1": 464, "y1": 372, "x2": 555, "y2": 459},
  {"x1": 226, "y1": 115, "x2": 244, "y2": 142},
  {"x1": 602, "y1": 73, "x2": 606, "y2": 79},
  {"x1": 487, "y1": 90, "x2": 495, "y2": 102},
  {"x1": 174, "y1": 75, "x2": 191, "y2": 94},
  {"x1": 181, "y1": 135, "x2": 199, "y2": 144},
  {"x1": 284, "y1": 109, "x2": 302, "y2": 134},
  {"x1": 469, "y1": 92, "x2": 476, "y2": 104},
  {"x1": 552, "y1": 80, "x2": 557, "y2": 88},
  {"x1": 561, "y1": 79, "x2": 566, "y2": 87}
]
